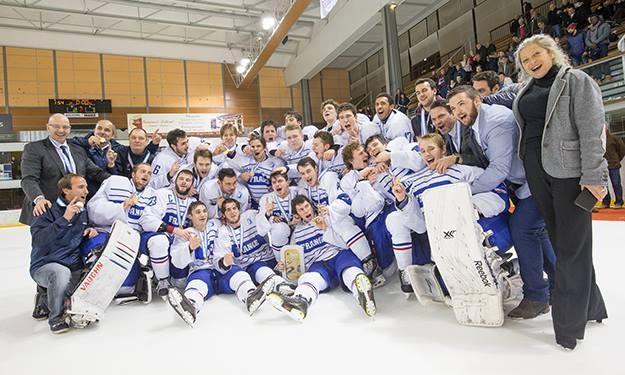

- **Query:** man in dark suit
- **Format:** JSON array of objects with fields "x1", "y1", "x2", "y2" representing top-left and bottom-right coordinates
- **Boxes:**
[{"x1": 20, "y1": 113, "x2": 110, "y2": 226}]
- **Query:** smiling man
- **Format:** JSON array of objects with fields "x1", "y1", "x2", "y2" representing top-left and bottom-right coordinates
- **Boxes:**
[{"x1": 372, "y1": 93, "x2": 413, "y2": 142}]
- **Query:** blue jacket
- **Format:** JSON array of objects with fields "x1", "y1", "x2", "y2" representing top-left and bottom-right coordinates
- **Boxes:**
[
  {"x1": 568, "y1": 31, "x2": 586, "y2": 56},
  {"x1": 70, "y1": 131, "x2": 123, "y2": 170},
  {"x1": 29, "y1": 197, "x2": 89, "y2": 275}
]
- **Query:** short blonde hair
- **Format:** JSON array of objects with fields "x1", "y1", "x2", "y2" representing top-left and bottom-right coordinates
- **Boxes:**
[{"x1": 514, "y1": 35, "x2": 570, "y2": 82}]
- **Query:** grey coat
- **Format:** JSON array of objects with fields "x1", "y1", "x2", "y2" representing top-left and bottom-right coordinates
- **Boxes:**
[
  {"x1": 19, "y1": 138, "x2": 110, "y2": 225},
  {"x1": 512, "y1": 65, "x2": 608, "y2": 186}
]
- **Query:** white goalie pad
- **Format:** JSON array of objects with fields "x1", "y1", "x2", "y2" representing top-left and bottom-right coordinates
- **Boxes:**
[
  {"x1": 421, "y1": 183, "x2": 504, "y2": 327},
  {"x1": 405, "y1": 264, "x2": 446, "y2": 305},
  {"x1": 68, "y1": 220, "x2": 140, "y2": 326},
  {"x1": 281, "y1": 245, "x2": 305, "y2": 284}
]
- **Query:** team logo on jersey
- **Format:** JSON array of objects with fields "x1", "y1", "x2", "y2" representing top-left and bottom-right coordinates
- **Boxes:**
[
  {"x1": 142, "y1": 196, "x2": 157, "y2": 206},
  {"x1": 443, "y1": 230, "x2": 456, "y2": 239}
]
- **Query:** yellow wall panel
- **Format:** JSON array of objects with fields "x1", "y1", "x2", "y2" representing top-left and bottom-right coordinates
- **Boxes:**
[
  {"x1": 187, "y1": 61, "x2": 223, "y2": 108},
  {"x1": 6, "y1": 47, "x2": 54, "y2": 106},
  {"x1": 0, "y1": 48, "x2": 4, "y2": 107}
]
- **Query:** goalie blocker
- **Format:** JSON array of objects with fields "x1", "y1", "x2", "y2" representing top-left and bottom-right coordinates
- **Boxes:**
[
  {"x1": 67, "y1": 220, "x2": 140, "y2": 328},
  {"x1": 416, "y1": 183, "x2": 522, "y2": 327}
]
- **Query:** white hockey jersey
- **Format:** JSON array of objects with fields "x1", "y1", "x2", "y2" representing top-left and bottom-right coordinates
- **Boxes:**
[
  {"x1": 149, "y1": 137, "x2": 204, "y2": 189},
  {"x1": 87, "y1": 175, "x2": 158, "y2": 232},
  {"x1": 214, "y1": 210, "x2": 274, "y2": 272},
  {"x1": 139, "y1": 187, "x2": 196, "y2": 232},
  {"x1": 373, "y1": 109, "x2": 413, "y2": 142},
  {"x1": 258, "y1": 187, "x2": 299, "y2": 222},
  {"x1": 309, "y1": 149, "x2": 346, "y2": 176},
  {"x1": 170, "y1": 219, "x2": 221, "y2": 273},
  {"x1": 225, "y1": 152, "x2": 286, "y2": 206},
  {"x1": 198, "y1": 179, "x2": 250, "y2": 219},
  {"x1": 334, "y1": 121, "x2": 381, "y2": 146},
  {"x1": 339, "y1": 171, "x2": 386, "y2": 227}
]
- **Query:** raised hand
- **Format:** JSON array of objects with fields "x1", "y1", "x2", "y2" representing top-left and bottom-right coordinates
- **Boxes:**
[
  {"x1": 151, "y1": 129, "x2": 162, "y2": 145},
  {"x1": 392, "y1": 178, "x2": 407, "y2": 202},
  {"x1": 188, "y1": 235, "x2": 201, "y2": 251}
]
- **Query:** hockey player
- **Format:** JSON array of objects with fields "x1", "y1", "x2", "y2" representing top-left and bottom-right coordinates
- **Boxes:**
[
  {"x1": 320, "y1": 99, "x2": 340, "y2": 133},
  {"x1": 266, "y1": 195, "x2": 375, "y2": 321},
  {"x1": 335, "y1": 102, "x2": 380, "y2": 146},
  {"x1": 165, "y1": 201, "x2": 276, "y2": 326},
  {"x1": 139, "y1": 169, "x2": 197, "y2": 295},
  {"x1": 283, "y1": 110, "x2": 318, "y2": 142},
  {"x1": 310, "y1": 131, "x2": 345, "y2": 176},
  {"x1": 183, "y1": 148, "x2": 218, "y2": 197},
  {"x1": 210, "y1": 123, "x2": 248, "y2": 167},
  {"x1": 372, "y1": 93, "x2": 413, "y2": 142},
  {"x1": 222, "y1": 135, "x2": 285, "y2": 209},
  {"x1": 296, "y1": 157, "x2": 382, "y2": 285},
  {"x1": 85, "y1": 163, "x2": 157, "y2": 297},
  {"x1": 199, "y1": 167, "x2": 250, "y2": 219},
  {"x1": 274, "y1": 124, "x2": 313, "y2": 180},
  {"x1": 214, "y1": 199, "x2": 289, "y2": 301},
  {"x1": 340, "y1": 142, "x2": 396, "y2": 278},
  {"x1": 258, "y1": 169, "x2": 299, "y2": 255},
  {"x1": 386, "y1": 134, "x2": 511, "y2": 291},
  {"x1": 150, "y1": 128, "x2": 205, "y2": 189}
]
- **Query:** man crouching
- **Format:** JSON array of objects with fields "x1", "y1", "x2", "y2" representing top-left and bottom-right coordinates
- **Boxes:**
[{"x1": 29, "y1": 174, "x2": 98, "y2": 334}]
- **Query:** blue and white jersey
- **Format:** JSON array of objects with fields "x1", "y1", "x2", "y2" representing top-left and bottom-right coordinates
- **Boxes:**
[
  {"x1": 238, "y1": 154, "x2": 285, "y2": 206},
  {"x1": 339, "y1": 171, "x2": 386, "y2": 227},
  {"x1": 210, "y1": 142, "x2": 246, "y2": 167},
  {"x1": 87, "y1": 175, "x2": 157, "y2": 232},
  {"x1": 277, "y1": 140, "x2": 313, "y2": 170},
  {"x1": 258, "y1": 187, "x2": 299, "y2": 222},
  {"x1": 170, "y1": 219, "x2": 221, "y2": 273},
  {"x1": 334, "y1": 121, "x2": 381, "y2": 146},
  {"x1": 179, "y1": 163, "x2": 219, "y2": 192},
  {"x1": 214, "y1": 210, "x2": 274, "y2": 272},
  {"x1": 139, "y1": 187, "x2": 196, "y2": 232},
  {"x1": 149, "y1": 137, "x2": 205, "y2": 189},
  {"x1": 291, "y1": 221, "x2": 341, "y2": 269},
  {"x1": 297, "y1": 170, "x2": 344, "y2": 206},
  {"x1": 373, "y1": 109, "x2": 413, "y2": 142},
  {"x1": 310, "y1": 149, "x2": 346, "y2": 176},
  {"x1": 198, "y1": 179, "x2": 250, "y2": 219}
]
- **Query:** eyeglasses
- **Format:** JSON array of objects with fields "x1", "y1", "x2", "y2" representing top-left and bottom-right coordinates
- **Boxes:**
[{"x1": 48, "y1": 123, "x2": 71, "y2": 130}]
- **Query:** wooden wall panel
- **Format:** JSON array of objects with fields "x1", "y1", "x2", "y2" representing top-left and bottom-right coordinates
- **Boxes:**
[
  {"x1": 259, "y1": 67, "x2": 292, "y2": 108},
  {"x1": 321, "y1": 69, "x2": 350, "y2": 104},
  {"x1": 223, "y1": 65, "x2": 259, "y2": 129},
  {"x1": 261, "y1": 107, "x2": 291, "y2": 124},
  {"x1": 6, "y1": 47, "x2": 54, "y2": 107},
  {"x1": 309, "y1": 73, "x2": 323, "y2": 124},
  {"x1": 56, "y1": 51, "x2": 101, "y2": 99},
  {"x1": 103, "y1": 54, "x2": 146, "y2": 107},
  {"x1": 146, "y1": 58, "x2": 185, "y2": 108},
  {"x1": 291, "y1": 85, "x2": 302, "y2": 116},
  {"x1": 0, "y1": 48, "x2": 4, "y2": 108},
  {"x1": 187, "y1": 61, "x2": 224, "y2": 108}
]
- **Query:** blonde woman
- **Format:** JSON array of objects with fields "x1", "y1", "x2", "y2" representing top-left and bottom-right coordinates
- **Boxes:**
[{"x1": 512, "y1": 35, "x2": 608, "y2": 350}]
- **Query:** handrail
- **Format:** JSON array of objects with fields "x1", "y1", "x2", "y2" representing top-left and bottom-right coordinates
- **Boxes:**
[
  {"x1": 578, "y1": 51, "x2": 625, "y2": 70},
  {"x1": 354, "y1": 91, "x2": 372, "y2": 108}
]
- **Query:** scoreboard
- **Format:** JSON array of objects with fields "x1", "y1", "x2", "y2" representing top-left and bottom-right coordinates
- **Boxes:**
[{"x1": 49, "y1": 99, "x2": 112, "y2": 116}]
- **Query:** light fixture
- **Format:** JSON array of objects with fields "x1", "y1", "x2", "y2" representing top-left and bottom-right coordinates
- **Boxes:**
[
  {"x1": 389, "y1": 2, "x2": 397, "y2": 10},
  {"x1": 236, "y1": 65, "x2": 246, "y2": 74},
  {"x1": 240, "y1": 57, "x2": 251, "y2": 67},
  {"x1": 262, "y1": 15, "x2": 276, "y2": 30}
]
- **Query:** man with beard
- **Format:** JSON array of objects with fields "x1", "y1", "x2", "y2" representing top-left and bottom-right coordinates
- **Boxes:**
[
  {"x1": 310, "y1": 131, "x2": 346, "y2": 176},
  {"x1": 113, "y1": 127, "x2": 160, "y2": 178},
  {"x1": 372, "y1": 93, "x2": 413, "y2": 142},
  {"x1": 257, "y1": 169, "x2": 299, "y2": 256},
  {"x1": 199, "y1": 167, "x2": 250, "y2": 219},
  {"x1": 427, "y1": 100, "x2": 476, "y2": 169},
  {"x1": 30, "y1": 174, "x2": 98, "y2": 333},
  {"x1": 226, "y1": 135, "x2": 285, "y2": 209},
  {"x1": 214, "y1": 199, "x2": 289, "y2": 309},
  {"x1": 411, "y1": 78, "x2": 443, "y2": 140},
  {"x1": 266, "y1": 195, "x2": 375, "y2": 321},
  {"x1": 150, "y1": 128, "x2": 205, "y2": 189},
  {"x1": 84, "y1": 163, "x2": 157, "y2": 298},
  {"x1": 445, "y1": 86, "x2": 556, "y2": 319},
  {"x1": 139, "y1": 169, "x2": 197, "y2": 295},
  {"x1": 183, "y1": 148, "x2": 218, "y2": 197}
]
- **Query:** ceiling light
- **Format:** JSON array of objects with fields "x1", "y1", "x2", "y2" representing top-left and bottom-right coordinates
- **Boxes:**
[
  {"x1": 389, "y1": 3, "x2": 397, "y2": 10},
  {"x1": 236, "y1": 65, "x2": 246, "y2": 74},
  {"x1": 262, "y1": 16, "x2": 276, "y2": 30},
  {"x1": 240, "y1": 57, "x2": 251, "y2": 67}
]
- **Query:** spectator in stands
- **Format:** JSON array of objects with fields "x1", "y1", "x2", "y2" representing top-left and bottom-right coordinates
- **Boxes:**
[
  {"x1": 510, "y1": 35, "x2": 521, "y2": 52},
  {"x1": 523, "y1": 1, "x2": 533, "y2": 22},
  {"x1": 614, "y1": 0, "x2": 625, "y2": 24},
  {"x1": 461, "y1": 53, "x2": 474, "y2": 82},
  {"x1": 364, "y1": 105, "x2": 374, "y2": 120},
  {"x1": 436, "y1": 68, "x2": 449, "y2": 99},
  {"x1": 567, "y1": 23, "x2": 587, "y2": 66},
  {"x1": 498, "y1": 71, "x2": 514, "y2": 87},
  {"x1": 564, "y1": 5, "x2": 587, "y2": 29},
  {"x1": 548, "y1": 2, "x2": 562, "y2": 37},
  {"x1": 537, "y1": 20, "x2": 554, "y2": 37},
  {"x1": 498, "y1": 54, "x2": 517, "y2": 79},
  {"x1": 518, "y1": 17, "x2": 529, "y2": 39},
  {"x1": 510, "y1": 15, "x2": 521, "y2": 37},
  {"x1": 597, "y1": 0, "x2": 616, "y2": 21},
  {"x1": 472, "y1": 71, "x2": 501, "y2": 97},
  {"x1": 449, "y1": 75, "x2": 463, "y2": 90},
  {"x1": 528, "y1": 9, "x2": 542, "y2": 36},
  {"x1": 599, "y1": 127, "x2": 625, "y2": 209},
  {"x1": 487, "y1": 50, "x2": 499, "y2": 72},
  {"x1": 394, "y1": 88, "x2": 410, "y2": 114},
  {"x1": 476, "y1": 42, "x2": 489, "y2": 69},
  {"x1": 586, "y1": 14, "x2": 612, "y2": 81}
]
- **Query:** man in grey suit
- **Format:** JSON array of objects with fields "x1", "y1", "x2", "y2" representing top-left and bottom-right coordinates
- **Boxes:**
[
  {"x1": 433, "y1": 85, "x2": 557, "y2": 319},
  {"x1": 20, "y1": 113, "x2": 110, "y2": 226}
]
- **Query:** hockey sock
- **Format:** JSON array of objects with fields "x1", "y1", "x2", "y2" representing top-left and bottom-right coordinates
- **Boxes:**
[
  {"x1": 254, "y1": 266, "x2": 276, "y2": 284},
  {"x1": 342, "y1": 266, "x2": 364, "y2": 296},
  {"x1": 345, "y1": 230, "x2": 372, "y2": 260},
  {"x1": 147, "y1": 235, "x2": 170, "y2": 280},
  {"x1": 391, "y1": 236, "x2": 413, "y2": 271},
  {"x1": 230, "y1": 271, "x2": 255, "y2": 303},
  {"x1": 185, "y1": 280, "x2": 208, "y2": 313},
  {"x1": 295, "y1": 272, "x2": 327, "y2": 305}
]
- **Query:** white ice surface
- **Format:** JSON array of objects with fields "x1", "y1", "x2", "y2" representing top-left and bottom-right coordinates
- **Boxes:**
[{"x1": 0, "y1": 221, "x2": 623, "y2": 375}]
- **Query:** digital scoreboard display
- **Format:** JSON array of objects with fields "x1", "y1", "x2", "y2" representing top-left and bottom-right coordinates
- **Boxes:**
[{"x1": 48, "y1": 99, "x2": 112, "y2": 114}]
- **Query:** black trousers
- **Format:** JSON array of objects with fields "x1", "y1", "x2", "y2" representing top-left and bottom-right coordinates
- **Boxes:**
[{"x1": 523, "y1": 147, "x2": 607, "y2": 340}]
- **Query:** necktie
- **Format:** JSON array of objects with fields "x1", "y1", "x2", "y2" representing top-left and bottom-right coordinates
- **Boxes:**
[{"x1": 60, "y1": 145, "x2": 75, "y2": 173}]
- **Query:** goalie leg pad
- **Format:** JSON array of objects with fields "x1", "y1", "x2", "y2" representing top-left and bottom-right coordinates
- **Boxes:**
[{"x1": 405, "y1": 264, "x2": 446, "y2": 305}]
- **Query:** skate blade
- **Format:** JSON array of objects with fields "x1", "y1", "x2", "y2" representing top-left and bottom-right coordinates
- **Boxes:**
[
  {"x1": 355, "y1": 274, "x2": 376, "y2": 317},
  {"x1": 248, "y1": 277, "x2": 277, "y2": 315},
  {"x1": 167, "y1": 289, "x2": 195, "y2": 327},
  {"x1": 267, "y1": 293, "x2": 305, "y2": 322}
]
